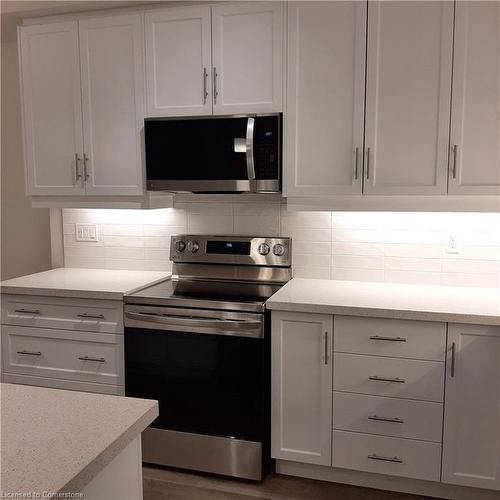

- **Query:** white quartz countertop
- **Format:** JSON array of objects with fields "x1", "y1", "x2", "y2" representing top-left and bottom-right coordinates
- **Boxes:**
[
  {"x1": 0, "y1": 267, "x2": 170, "y2": 299},
  {"x1": 0, "y1": 383, "x2": 158, "y2": 496},
  {"x1": 266, "y1": 279, "x2": 500, "y2": 326}
]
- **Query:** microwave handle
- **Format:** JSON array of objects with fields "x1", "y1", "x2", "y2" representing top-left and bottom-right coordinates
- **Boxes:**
[{"x1": 246, "y1": 117, "x2": 256, "y2": 182}]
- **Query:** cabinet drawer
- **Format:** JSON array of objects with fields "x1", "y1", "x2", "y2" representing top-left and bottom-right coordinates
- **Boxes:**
[
  {"x1": 334, "y1": 353, "x2": 444, "y2": 402},
  {"x1": 333, "y1": 430, "x2": 441, "y2": 482},
  {"x1": 333, "y1": 392, "x2": 443, "y2": 442},
  {"x1": 2, "y1": 373, "x2": 124, "y2": 395},
  {"x1": 334, "y1": 316, "x2": 445, "y2": 361},
  {"x1": 1, "y1": 294, "x2": 123, "y2": 334},
  {"x1": 2, "y1": 325, "x2": 123, "y2": 385}
]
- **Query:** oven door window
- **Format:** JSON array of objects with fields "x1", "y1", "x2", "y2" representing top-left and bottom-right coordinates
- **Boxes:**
[{"x1": 125, "y1": 328, "x2": 265, "y2": 442}]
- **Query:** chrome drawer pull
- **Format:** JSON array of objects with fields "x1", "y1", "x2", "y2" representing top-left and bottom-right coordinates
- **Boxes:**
[
  {"x1": 78, "y1": 356, "x2": 106, "y2": 363},
  {"x1": 14, "y1": 309, "x2": 41, "y2": 314},
  {"x1": 77, "y1": 313, "x2": 105, "y2": 319},
  {"x1": 368, "y1": 415, "x2": 405, "y2": 424},
  {"x1": 17, "y1": 350, "x2": 42, "y2": 356},
  {"x1": 369, "y1": 375, "x2": 406, "y2": 383},
  {"x1": 369, "y1": 335, "x2": 406, "y2": 342},
  {"x1": 368, "y1": 454, "x2": 403, "y2": 463}
]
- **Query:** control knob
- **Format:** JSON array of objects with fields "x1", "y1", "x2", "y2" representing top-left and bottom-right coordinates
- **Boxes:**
[
  {"x1": 175, "y1": 240, "x2": 186, "y2": 253},
  {"x1": 273, "y1": 243, "x2": 285, "y2": 256},
  {"x1": 187, "y1": 240, "x2": 200, "y2": 253},
  {"x1": 258, "y1": 243, "x2": 270, "y2": 255}
]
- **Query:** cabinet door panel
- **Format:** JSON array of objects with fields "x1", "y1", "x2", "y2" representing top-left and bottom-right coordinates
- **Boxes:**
[
  {"x1": 212, "y1": 2, "x2": 283, "y2": 115},
  {"x1": 364, "y1": 1, "x2": 453, "y2": 195},
  {"x1": 19, "y1": 22, "x2": 85, "y2": 195},
  {"x1": 448, "y1": 2, "x2": 500, "y2": 195},
  {"x1": 145, "y1": 7, "x2": 212, "y2": 117},
  {"x1": 79, "y1": 14, "x2": 145, "y2": 195},
  {"x1": 442, "y1": 324, "x2": 500, "y2": 490},
  {"x1": 286, "y1": 1, "x2": 365, "y2": 197},
  {"x1": 271, "y1": 311, "x2": 332, "y2": 465}
]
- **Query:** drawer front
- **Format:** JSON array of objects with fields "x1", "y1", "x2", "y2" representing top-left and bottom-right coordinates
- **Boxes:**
[
  {"x1": 333, "y1": 430, "x2": 441, "y2": 482},
  {"x1": 334, "y1": 316, "x2": 446, "y2": 361},
  {"x1": 334, "y1": 353, "x2": 444, "y2": 402},
  {"x1": 333, "y1": 392, "x2": 443, "y2": 442},
  {"x1": 2, "y1": 373, "x2": 124, "y2": 395},
  {"x1": 2, "y1": 325, "x2": 123, "y2": 385},
  {"x1": 1, "y1": 294, "x2": 123, "y2": 333}
]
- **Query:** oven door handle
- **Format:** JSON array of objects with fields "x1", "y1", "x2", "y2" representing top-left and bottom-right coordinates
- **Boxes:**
[{"x1": 125, "y1": 311, "x2": 262, "y2": 331}]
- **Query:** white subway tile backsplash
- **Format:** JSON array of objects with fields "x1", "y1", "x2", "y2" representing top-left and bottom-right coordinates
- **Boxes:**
[{"x1": 62, "y1": 208, "x2": 500, "y2": 287}]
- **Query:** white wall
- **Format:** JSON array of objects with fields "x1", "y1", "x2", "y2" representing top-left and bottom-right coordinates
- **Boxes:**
[
  {"x1": 63, "y1": 201, "x2": 500, "y2": 288},
  {"x1": 1, "y1": 41, "x2": 51, "y2": 280}
]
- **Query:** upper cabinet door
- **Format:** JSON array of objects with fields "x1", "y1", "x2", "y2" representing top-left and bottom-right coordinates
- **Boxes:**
[
  {"x1": 442, "y1": 324, "x2": 500, "y2": 490},
  {"x1": 448, "y1": 2, "x2": 500, "y2": 196},
  {"x1": 211, "y1": 2, "x2": 283, "y2": 115},
  {"x1": 286, "y1": 1, "x2": 366, "y2": 197},
  {"x1": 145, "y1": 7, "x2": 212, "y2": 117},
  {"x1": 364, "y1": 1, "x2": 453, "y2": 195},
  {"x1": 19, "y1": 22, "x2": 85, "y2": 196},
  {"x1": 79, "y1": 14, "x2": 145, "y2": 196}
]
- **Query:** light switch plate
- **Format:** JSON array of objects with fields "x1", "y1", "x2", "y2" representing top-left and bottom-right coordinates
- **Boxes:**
[{"x1": 75, "y1": 223, "x2": 99, "y2": 242}]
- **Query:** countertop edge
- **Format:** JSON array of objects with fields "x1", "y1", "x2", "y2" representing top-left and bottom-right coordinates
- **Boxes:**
[
  {"x1": 266, "y1": 300, "x2": 500, "y2": 326},
  {"x1": 0, "y1": 276, "x2": 171, "y2": 300},
  {"x1": 60, "y1": 402, "x2": 159, "y2": 494}
]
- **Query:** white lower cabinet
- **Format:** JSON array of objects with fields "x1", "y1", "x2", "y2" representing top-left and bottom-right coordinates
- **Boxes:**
[
  {"x1": 442, "y1": 324, "x2": 500, "y2": 491},
  {"x1": 271, "y1": 311, "x2": 333, "y2": 465}
]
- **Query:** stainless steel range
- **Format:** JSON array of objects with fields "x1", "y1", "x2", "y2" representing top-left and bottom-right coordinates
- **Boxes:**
[{"x1": 124, "y1": 235, "x2": 291, "y2": 481}]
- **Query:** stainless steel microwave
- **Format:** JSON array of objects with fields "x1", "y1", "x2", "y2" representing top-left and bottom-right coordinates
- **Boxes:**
[{"x1": 144, "y1": 114, "x2": 281, "y2": 193}]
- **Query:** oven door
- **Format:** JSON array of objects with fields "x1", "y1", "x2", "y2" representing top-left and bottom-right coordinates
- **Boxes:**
[{"x1": 124, "y1": 305, "x2": 266, "y2": 442}]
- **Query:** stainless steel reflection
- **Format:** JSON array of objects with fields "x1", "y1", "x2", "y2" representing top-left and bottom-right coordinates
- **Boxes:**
[
  {"x1": 146, "y1": 179, "x2": 280, "y2": 193},
  {"x1": 142, "y1": 428, "x2": 262, "y2": 480},
  {"x1": 124, "y1": 304, "x2": 263, "y2": 338}
]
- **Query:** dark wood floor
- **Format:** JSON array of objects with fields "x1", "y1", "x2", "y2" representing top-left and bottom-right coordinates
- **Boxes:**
[{"x1": 143, "y1": 466, "x2": 438, "y2": 500}]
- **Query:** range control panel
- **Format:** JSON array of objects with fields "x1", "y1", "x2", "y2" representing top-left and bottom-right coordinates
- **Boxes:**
[{"x1": 170, "y1": 235, "x2": 291, "y2": 267}]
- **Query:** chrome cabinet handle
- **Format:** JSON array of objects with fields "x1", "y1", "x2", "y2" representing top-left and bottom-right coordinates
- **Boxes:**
[
  {"x1": 369, "y1": 375, "x2": 406, "y2": 383},
  {"x1": 77, "y1": 313, "x2": 105, "y2": 319},
  {"x1": 368, "y1": 454, "x2": 403, "y2": 463},
  {"x1": 366, "y1": 147, "x2": 371, "y2": 179},
  {"x1": 83, "y1": 154, "x2": 90, "y2": 180},
  {"x1": 451, "y1": 341, "x2": 456, "y2": 378},
  {"x1": 324, "y1": 331, "x2": 328, "y2": 365},
  {"x1": 354, "y1": 147, "x2": 360, "y2": 180},
  {"x1": 203, "y1": 67, "x2": 208, "y2": 104},
  {"x1": 78, "y1": 356, "x2": 106, "y2": 362},
  {"x1": 75, "y1": 154, "x2": 82, "y2": 182},
  {"x1": 368, "y1": 415, "x2": 405, "y2": 424},
  {"x1": 14, "y1": 308, "x2": 41, "y2": 314},
  {"x1": 17, "y1": 350, "x2": 42, "y2": 356},
  {"x1": 369, "y1": 335, "x2": 406, "y2": 342},
  {"x1": 213, "y1": 67, "x2": 218, "y2": 104},
  {"x1": 451, "y1": 144, "x2": 458, "y2": 179}
]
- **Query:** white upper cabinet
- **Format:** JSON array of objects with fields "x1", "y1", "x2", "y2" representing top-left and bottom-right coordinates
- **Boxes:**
[
  {"x1": 448, "y1": 1, "x2": 500, "y2": 196},
  {"x1": 285, "y1": 2, "x2": 365, "y2": 197},
  {"x1": 79, "y1": 14, "x2": 145, "y2": 195},
  {"x1": 211, "y1": 2, "x2": 283, "y2": 115},
  {"x1": 145, "y1": 7, "x2": 212, "y2": 117},
  {"x1": 19, "y1": 21, "x2": 85, "y2": 196},
  {"x1": 271, "y1": 311, "x2": 332, "y2": 466},
  {"x1": 364, "y1": 1, "x2": 453, "y2": 195},
  {"x1": 442, "y1": 324, "x2": 500, "y2": 490}
]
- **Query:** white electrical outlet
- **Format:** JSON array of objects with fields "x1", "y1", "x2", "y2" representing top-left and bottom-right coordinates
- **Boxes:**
[
  {"x1": 75, "y1": 224, "x2": 99, "y2": 242},
  {"x1": 445, "y1": 233, "x2": 460, "y2": 254}
]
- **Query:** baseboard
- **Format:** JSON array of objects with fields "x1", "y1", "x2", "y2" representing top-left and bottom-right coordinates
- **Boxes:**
[{"x1": 275, "y1": 460, "x2": 498, "y2": 500}]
